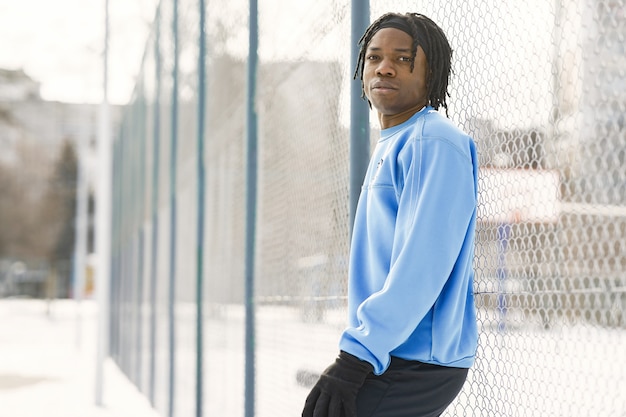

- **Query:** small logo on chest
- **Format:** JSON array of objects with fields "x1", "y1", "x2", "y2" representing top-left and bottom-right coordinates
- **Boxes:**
[{"x1": 372, "y1": 158, "x2": 384, "y2": 182}]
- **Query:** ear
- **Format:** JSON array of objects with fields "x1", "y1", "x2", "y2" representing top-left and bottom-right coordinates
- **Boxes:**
[{"x1": 360, "y1": 80, "x2": 371, "y2": 108}]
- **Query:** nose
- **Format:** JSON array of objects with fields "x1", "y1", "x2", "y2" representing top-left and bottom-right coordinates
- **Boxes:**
[{"x1": 375, "y1": 57, "x2": 395, "y2": 77}]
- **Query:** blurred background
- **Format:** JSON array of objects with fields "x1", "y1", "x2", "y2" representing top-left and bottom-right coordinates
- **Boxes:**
[
  {"x1": 0, "y1": 1, "x2": 625, "y2": 417},
  {"x1": 0, "y1": 0, "x2": 157, "y2": 299},
  {"x1": 0, "y1": 1, "x2": 159, "y2": 416}
]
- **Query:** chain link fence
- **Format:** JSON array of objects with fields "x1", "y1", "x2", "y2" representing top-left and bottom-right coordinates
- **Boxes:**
[{"x1": 109, "y1": 0, "x2": 625, "y2": 416}]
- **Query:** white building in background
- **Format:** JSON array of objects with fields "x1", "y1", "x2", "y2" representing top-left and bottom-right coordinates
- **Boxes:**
[
  {"x1": 0, "y1": 68, "x2": 122, "y2": 297},
  {"x1": 0, "y1": 69, "x2": 41, "y2": 102},
  {"x1": 0, "y1": 68, "x2": 120, "y2": 188},
  {"x1": 0, "y1": 69, "x2": 120, "y2": 267}
]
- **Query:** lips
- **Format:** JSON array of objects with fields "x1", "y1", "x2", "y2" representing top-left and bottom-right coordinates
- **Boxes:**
[{"x1": 371, "y1": 81, "x2": 397, "y2": 92}]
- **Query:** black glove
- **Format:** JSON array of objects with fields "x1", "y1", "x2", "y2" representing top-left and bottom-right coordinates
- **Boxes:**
[{"x1": 302, "y1": 351, "x2": 373, "y2": 417}]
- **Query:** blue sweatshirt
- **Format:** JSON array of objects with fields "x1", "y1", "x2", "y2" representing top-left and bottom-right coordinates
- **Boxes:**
[{"x1": 339, "y1": 107, "x2": 479, "y2": 375}]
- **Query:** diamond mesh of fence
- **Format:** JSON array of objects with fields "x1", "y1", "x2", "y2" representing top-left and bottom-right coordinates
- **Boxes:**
[{"x1": 110, "y1": 1, "x2": 625, "y2": 416}]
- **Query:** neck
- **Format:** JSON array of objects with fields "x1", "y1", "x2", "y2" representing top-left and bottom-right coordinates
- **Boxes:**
[{"x1": 378, "y1": 103, "x2": 427, "y2": 129}]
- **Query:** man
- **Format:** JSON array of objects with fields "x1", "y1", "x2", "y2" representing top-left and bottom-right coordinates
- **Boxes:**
[{"x1": 302, "y1": 12, "x2": 479, "y2": 417}]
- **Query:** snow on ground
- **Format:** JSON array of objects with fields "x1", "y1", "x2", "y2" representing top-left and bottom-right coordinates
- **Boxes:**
[
  {"x1": 252, "y1": 304, "x2": 626, "y2": 417},
  {"x1": 0, "y1": 298, "x2": 160, "y2": 417},
  {"x1": 3, "y1": 299, "x2": 623, "y2": 417}
]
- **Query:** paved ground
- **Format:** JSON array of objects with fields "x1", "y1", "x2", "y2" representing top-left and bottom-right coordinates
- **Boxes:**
[
  {"x1": 3, "y1": 299, "x2": 623, "y2": 416},
  {"x1": 0, "y1": 298, "x2": 160, "y2": 417}
]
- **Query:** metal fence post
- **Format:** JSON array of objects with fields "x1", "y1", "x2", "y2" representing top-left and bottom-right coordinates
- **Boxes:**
[
  {"x1": 195, "y1": 0, "x2": 207, "y2": 416},
  {"x1": 148, "y1": 3, "x2": 162, "y2": 407},
  {"x1": 245, "y1": 0, "x2": 259, "y2": 416},
  {"x1": 95, "y1": 0, "x2": 111, "y2": 406},
  {"x1": 168, "y1": 0, "x2": 179, "y2": 416},
  {"x1": 350, "y1": 0, "x2": 370, "y2": 234}
]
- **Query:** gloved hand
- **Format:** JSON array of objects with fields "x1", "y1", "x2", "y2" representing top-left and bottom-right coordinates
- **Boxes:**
[{"x1": 302, "y1": 351, "x2": 373, "y2": 417}]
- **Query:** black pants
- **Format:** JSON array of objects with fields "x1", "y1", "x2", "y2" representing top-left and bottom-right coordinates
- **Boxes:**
[{"x1": 355, "y1": 357, "x2": 468, "y2": 417}]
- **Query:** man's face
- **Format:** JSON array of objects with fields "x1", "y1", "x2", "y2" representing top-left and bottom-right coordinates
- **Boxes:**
[{"x1": 363, "y1": 27, "x2": 429, "y2": 126}]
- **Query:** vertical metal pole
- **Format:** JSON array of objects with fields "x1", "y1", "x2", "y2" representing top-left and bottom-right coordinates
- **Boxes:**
[
  {"x1": 111, "y1": 128, "x2": 122, "y2": 364},
  {"x1": 245, "y1": 0, "x2": 258, "y2": 416},
  {"x1": 135, "y1": 95, "x2": 147, "y2": 389},
  {"x1": 148, "y1": 4, "x2": 162, "y2": 407},
  {"x1": 95, "y1": 0, "x2": 111, "y2": 406},
  {"x1": 195, "y1": 0, "x2": 206, "y2": 416},
  {"x1": 350, "y1": 0, "x2": 370, "y2": 233},
  {"x1": 73, "y1": 129, "x2": 88, "y2": 349},
  {"x1": 168, "y1": 0, "x2": 179, "y2": 415}
]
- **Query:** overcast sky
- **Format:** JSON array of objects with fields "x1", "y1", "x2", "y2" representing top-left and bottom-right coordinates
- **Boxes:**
[{"x1": 0, "y1": 0, "x2": 157, "y2": 104}]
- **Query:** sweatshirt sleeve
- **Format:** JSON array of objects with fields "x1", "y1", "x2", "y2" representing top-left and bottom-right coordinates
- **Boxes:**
[{"x1": 339, "y1": 135, "x2": 477, "y2": 374}]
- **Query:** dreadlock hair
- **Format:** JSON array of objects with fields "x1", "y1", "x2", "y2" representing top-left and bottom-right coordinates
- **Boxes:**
[{"x1": 354, "y1": 12, "x2": 453, "y2": 116}]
